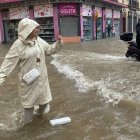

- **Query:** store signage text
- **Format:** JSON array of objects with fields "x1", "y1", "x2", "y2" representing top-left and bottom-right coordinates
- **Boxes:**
[{"x1": 59, "y1": 4, "x2": 77, "y2": 16}]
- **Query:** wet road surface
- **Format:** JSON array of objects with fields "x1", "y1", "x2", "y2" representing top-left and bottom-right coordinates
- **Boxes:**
[{"x1": 0, "y1": 37, "x2": 140, "y2": 140}]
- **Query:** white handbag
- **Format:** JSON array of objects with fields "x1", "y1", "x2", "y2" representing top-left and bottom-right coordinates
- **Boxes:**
[{"x1": 23, "y1": 68, "x2": 40, "y2": 84}]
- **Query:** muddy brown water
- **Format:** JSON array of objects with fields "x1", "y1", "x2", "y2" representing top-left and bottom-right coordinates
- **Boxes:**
[{"x1": 0, "y1": 38, "x2": 140, "y2": 140}]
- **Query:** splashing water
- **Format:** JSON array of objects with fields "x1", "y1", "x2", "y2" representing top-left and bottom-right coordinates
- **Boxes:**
[
  {"x1": 51, "y1": 54, "x2": 140, "y2": 106},
  {"x1": 51, "y1": 59, "x2": 94, "y2": 93},
  {"x1": 0, "y1": 110, "x2": 23, "y2": 131}
]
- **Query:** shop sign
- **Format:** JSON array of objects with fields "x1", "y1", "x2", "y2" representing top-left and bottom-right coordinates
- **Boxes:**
[
  {"x1": 114, "y1": 10, "x2": 120, "y2": 18},
  {"x1": 0, "y1": 0, "x2": 21, "y2": 3},
  {"x1": 82, "y1": 4, "x2": 92, "y2": 16},
  {"x1": 59, "y1": 3, "x2": 77, "y2": 16},
  {"x1": 95, "y1": 7, "x2": 102, "y2": 17},
  {"x1": 9, "y1": 7, "x2": 29, "y2": 19},
  {"x1": 106, "y1": 9, "x2": 112, "y2": 18},
  {"x1": 34, "y1": 4, "x2": 53, "y2": 18}
]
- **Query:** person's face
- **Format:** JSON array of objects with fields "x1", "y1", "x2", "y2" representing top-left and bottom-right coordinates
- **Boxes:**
[{"x1": 28, "y1": 26, "x2": 40, "y2": 39}]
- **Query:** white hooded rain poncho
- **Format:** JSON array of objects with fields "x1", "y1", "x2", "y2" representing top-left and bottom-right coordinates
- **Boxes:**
[{"x1": 0, "y1": 18, "x2": 62, "y2": 108}]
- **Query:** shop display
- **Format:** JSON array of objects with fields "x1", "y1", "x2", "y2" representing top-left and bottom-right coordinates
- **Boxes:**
[
  {"x1": 114, "y1": 19, "x2": 120, "y2": 36},
  {"x1": 36, "y1": 17, "x2": 55, "y2": 42},
  {"x1": 114, "y1": 10, "x2": 120, "y2": 36},
  {"x1": 96, "y1": 17, "x2": 102, "y2": 39},
  {"x1": 5, "y1": 20, "x2": 19, "y2": 42},
  {"x1": 83, "y1": 16, "x2": 92, "y2": 40}
]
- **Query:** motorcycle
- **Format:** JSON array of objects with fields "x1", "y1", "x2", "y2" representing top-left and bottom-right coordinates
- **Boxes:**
[{"x1": 120, "y1": 32, "x2": 140, "y2": 61}]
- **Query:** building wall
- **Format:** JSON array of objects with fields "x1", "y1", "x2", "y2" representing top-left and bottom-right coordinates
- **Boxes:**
[
  {"x1": 118, "y1": 0, "x2": 129, "y2": 5},
  {"x1": 119, "y1": 0, "x2": 140, "y2": 32},
  {"x1": 0, "y1": 1, "x2": 125, "y2": 43},
  {"x1": 136, "y1": 0, "x2": 140, "y2": 19}
]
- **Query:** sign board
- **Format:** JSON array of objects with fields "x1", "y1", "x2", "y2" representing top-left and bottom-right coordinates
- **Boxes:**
[
  {"x1": 114, "y1": 10, "x2": 120, "y2": 18},
  {"x1": 9, "y1": 7, "x2": 29, "y2": 19},
  {"x1": 106, "y1": 9, "x2": 112, "y2": 18},
  {"x1": 95, "y1": 7, "x2": 102, "y2": 17},
  {"x1": 82, "y1": 4, "x2": 92, "y2": 16},
  {"x1": 0, "y1": 0, "x2": 21, "y2": 3},
  {"x1": 59, "y1": 3, "x2": 77, "y2": 16},
  {"x1": 34, "y1": 4, "x2": 53, "y2": 18}
]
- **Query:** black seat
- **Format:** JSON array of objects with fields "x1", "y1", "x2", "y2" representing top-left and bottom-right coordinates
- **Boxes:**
[{"x1": 120, "y1": 32, "x2": 133, "y2": 41}]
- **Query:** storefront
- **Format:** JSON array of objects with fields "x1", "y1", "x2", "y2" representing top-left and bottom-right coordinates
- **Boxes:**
[
  {"x1": 81, "y1": 4, "x2": 93, "y2": 41},
  {"x1": 106, "y1": 8, "x2": 112, "y2": 37},
  {"x1": 34, "y1": 4, "x2": 55, "y2": 43},
  {"x1": 59, "y1": 3, "x2": 80, "y2": 42},
  {"x1": 113, "y1": 10, "x2": 120, "y2": 36},
  {"x1": 0, "y1": 0, "x2": 127, "y2": 43},
  {"x1": 2, "y1": 7, "x2": 29, "y2": 42},
  {"x1": 94, "y1": 6, "x2": 102, "y2": 39}
]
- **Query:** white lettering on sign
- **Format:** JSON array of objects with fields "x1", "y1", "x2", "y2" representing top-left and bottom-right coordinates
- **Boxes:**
[{"x1": 60, "y1": 9, "x2": 76, "y2": 14}]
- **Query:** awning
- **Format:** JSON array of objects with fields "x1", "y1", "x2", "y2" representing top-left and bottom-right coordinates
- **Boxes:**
[
  {"x1": 0, "y1": 0, "x2": 22, "y2": 4},
  {"x1": 103, "y1": 0, "x2": 128, "y2": 8}
]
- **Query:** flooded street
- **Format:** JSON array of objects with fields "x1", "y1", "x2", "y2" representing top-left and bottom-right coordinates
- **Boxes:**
[{"x1": 0, "y1": 38, "x2": 140, "y2": 140}]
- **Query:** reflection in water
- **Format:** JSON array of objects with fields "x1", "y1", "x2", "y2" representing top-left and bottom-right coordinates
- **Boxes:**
[{"x1": 0, "y1": 39, "x2": 140, "y2": 140}]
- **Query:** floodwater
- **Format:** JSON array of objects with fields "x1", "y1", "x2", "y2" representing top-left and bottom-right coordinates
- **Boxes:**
[{"x1": 0, "y1": 38, "x2": 140, "y2": 140}]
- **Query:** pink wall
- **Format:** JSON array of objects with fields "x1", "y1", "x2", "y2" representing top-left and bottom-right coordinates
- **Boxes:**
[
  {"x1": 93, "y1": 9, "x2": 96, "y2": 39},
  {"x1": 102, "y1": 8, "x2": 106, "y2": 32},
  {"x1": 0, "y1": 12, "x2": 4, "y2": 43},
  {"x1": 0, "y1": 0, "x2": 21, "y2": 3},
  {"x1": 29, "y1": 8, "x2": 34, "y2": 19},
  {"x1": 53, "y1": 6, "x2": 59, "y2": 40},
  {"x1": 80, "y1": 5, "x2": 83, "y2": 39},
  {"x1": 112, "y1": 9, "x2": 114, "y2": 25}
]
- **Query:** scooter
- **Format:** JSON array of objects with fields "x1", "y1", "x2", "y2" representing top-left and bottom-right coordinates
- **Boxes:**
[{"x1": 120, "y1": 32, "x2": 140, "y2": 61}]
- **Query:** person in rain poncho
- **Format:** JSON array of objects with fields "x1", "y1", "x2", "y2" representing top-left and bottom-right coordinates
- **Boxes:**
[{"x1": 0, "y1": 18, "x2": 64, "y2": 125}]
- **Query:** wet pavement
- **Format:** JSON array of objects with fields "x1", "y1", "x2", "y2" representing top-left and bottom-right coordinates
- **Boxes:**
[{"x1": 0, "y1": 37, "x2": 140, "y2": 140}]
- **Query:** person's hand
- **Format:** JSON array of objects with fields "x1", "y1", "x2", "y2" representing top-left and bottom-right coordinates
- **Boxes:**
[
  {"x1": 57, "y1": 34, "x2": 62, "y2": 40},
  {"x1": 57, "y1": 34, "x2": 64, "y2": 45}
]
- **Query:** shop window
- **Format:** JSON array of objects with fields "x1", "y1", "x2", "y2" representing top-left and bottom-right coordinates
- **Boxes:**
[
  {"x1": 3, "y1": 20, "x2": 19, "y2": 42},
  {"x1": 36, "y1": 17, "x2": 55, "y2": 43},
  {"x1": 83, "y1": 16, "x2": 93, "y2": 40}
]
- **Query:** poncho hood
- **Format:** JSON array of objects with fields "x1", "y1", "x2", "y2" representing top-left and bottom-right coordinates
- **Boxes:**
[{"x1": 18, "y1": 18, "x2": 40, "y2": 42}]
